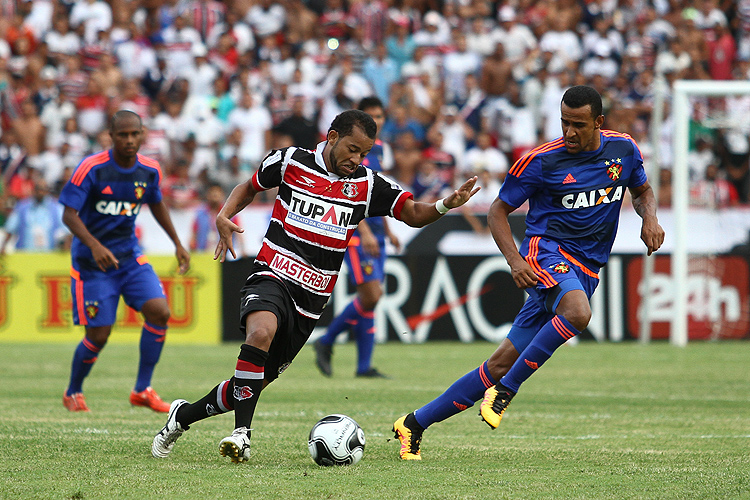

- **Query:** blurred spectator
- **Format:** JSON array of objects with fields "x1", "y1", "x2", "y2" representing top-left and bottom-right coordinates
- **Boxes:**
[
  {"x1": 190, "y1": 182, "x2": 244, "y2": 256},
  {"x1": 12, "y1": 100, "x2": 44, "y2": 163},
  {"x1": 362, "y1": 43, "x2": 398, "y2": 104},
  {"x1": 480, "y1": 43, "x2": 513, "y2": 100},
  {"x1": 411, "y1": 151, "x2": 451, "y2": 202},
  {"x1": 426, "y1": 104, "x2": 474, "y2": 170},
  {"x1": 463, "y1": 131, "x2": 509, "y2": 181},
  {"x1": 1, "y1": 177, "x2": 67, "y2": 253},
  {"x1": 688, "y1": 135, "x2": 718, "y2": 182},
  {"x1": 381, "y1": 104, "x2": 424, "y2": 145},
  {"x1": 690, "y1": 162, "x2": 739, "y2": 208},
  {"x1": 162, "y1": 158, "x2": 201, "y2": 210},
  {"x1": 706, "y1": 18, "x2": 736, "y2": 80},
  {"x1": 227, "y1": 91, "x2": 273, "y2": 167},
  {"x1": 114, "y1": 22, "x2": 158, "y2": 81},
  {"x1": 442, "y1": 32, "x2": 481, "y2": 103},
  {"x1": 44, "y1": 14, "x2": 81, "y2": 63},
  {"x1": 272, "y1": 96, "x2": 317, "y2": 150},
  {"x1": 76, "y1": 78, "x2": 108, "y2": 139},
  {"x1": 385, "y1": 16, "x2": 416, "y2": 74},
  {"x1": 246, "y1": 0, "x2": 286, "y2": 39},
  {"x1": 184, "y1": 0, "x2": 226, "y2": 42},
  {"x1": 69, "y1": 0, "x2": 112, "y2": 46},
  {"x1": 161, "y1": 14, "x2": 203, "y2": 79}
]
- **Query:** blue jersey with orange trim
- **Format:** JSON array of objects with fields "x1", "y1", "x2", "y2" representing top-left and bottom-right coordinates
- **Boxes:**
[
  {"x1": 59, "y1": 150, "x2": 163, "y2": 265},
  {"x1": 499, "y1": 131, "x2": 648, "y2": 267},
  {"x1": 358, "y1": 140, "x2": 387, "y2": 242}
]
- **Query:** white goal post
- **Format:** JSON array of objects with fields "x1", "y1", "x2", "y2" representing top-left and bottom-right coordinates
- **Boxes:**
[{"x1": 671, "y1": 80, "x2": 750, "y2": 346}]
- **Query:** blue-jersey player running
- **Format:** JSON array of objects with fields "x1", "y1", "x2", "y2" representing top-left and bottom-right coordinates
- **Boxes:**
[
  {"x1": 314, "y1": 97, "x2": 400, "y2": 378},
  {"x1": 393, "y1": 85, "x2": 665, "y2": 460},
  {"x1": 60, "y1": 110, "x2": 190, "y2": 413}
]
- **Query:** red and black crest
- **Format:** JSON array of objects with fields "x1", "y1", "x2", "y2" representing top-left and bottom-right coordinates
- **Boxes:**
[
  {"x1": 552, "y1": 262, "x2": 570, "y2": 274},
  {"x1": 606, "y1": 163, "x2": 622, "y2": 181},
  {"x1": 85, "y1": 301, "x2": 99, "y2": 319},
  {"x1": 134, "y1": 182, "x2": 147, "y2": 200}
]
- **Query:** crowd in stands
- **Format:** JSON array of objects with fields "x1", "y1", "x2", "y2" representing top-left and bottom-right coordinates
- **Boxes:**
[{"x1": 1, "y1": 0, "x2": 750, "y2": 251}]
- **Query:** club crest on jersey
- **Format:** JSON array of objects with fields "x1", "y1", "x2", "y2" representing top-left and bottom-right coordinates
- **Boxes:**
[
  {"x1": 552, "y1": 262, "x2": 570, "y2": 274},
  {"x1": 364, "y1": 263, "x2": 374, "y2": 275},
  {"x1": 134, "y1": 182, "x2": 147, "y2": 200},
  {"x1": 604, "y1": 159, "x2": 623, "y2": 180},
  {"x1": 84, "y1": 301, "x2": 99, "y2": 319},
  {"x1": 341, "y1": 182, "x2": 358, "y2": 198}
]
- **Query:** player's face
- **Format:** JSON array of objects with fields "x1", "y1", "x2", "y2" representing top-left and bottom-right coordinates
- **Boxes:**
[
  {"x1": 326, "y1": 126, "x2": 374, "y2": 177},
  {"x1": 362, "y1": 106, "x2": 385, "y2": 136},
  {"x1": 560, "y1": 103, "x2": 604, "y2": 154},
  {"x1": 110, "y1": 117, "x2": 144, "y2": 159}
]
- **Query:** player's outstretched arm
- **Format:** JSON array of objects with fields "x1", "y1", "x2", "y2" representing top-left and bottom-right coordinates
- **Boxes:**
[
  {"x1": 214, "y1": 179, "x2": 258, "y2": 262},
  {"x1": 630, "y1": 182, "x2": 665, "y2": 256},
  {"x1": 487, "y1": 198, "x2": 538, "y2": 289},
  {"x1": 399, "y1": 176, "x2": 480, "y2": 228},
  {"x1": 61, "y1": 205, "x2": 120, "y2": 272},
  {"x1": 150, "y1": 200, "x2": 190, "y2": 274}
]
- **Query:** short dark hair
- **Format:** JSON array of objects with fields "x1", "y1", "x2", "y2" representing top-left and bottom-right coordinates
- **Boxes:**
[
  {"x1": 109, "y1": 109, "x2": 142, "y2": 131},
  {"x1": 358, "y1": 96, "x2": 384, "y2": 112},
  {"x1": 562, "y1": 85, "x2": 603, "y2": 118},
  {"x1": 329, "y1": 109, "x2": 377, "y2": 140}
]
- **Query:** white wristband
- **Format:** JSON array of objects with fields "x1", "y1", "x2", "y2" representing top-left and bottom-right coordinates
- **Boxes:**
[{"x1": 435, "y1": 198, "x2": 450, "y2": 215}]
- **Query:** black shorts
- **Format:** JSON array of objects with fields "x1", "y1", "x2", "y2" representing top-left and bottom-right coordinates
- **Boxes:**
[{"x1": 238, "y1": 274, "x2": 317, "y2": 382}]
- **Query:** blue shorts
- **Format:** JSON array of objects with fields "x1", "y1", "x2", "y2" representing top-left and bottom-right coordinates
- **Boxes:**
[
  {"x1": 507, "y1": 237, "x2": 600, "y2": 352},
  {"x1": 70, "y1": 255, "x2": 165, "y2": 327},
  {"x1": 344, "y1": 237, "x2": 386, "y2": 286}
]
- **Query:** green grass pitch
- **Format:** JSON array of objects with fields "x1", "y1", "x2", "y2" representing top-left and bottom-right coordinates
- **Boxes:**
[{"x1": 1, "y1": 340, "x2": 749, "y2": 499}]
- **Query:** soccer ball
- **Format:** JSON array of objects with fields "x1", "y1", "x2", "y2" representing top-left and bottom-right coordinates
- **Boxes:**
[{"x1": 308, "y1": 414, "x2": 365, "y2": 466}]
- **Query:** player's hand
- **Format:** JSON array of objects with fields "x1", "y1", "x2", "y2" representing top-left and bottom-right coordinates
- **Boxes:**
[
  {"x1": 510, "y1": 258, "x2": 538, "y2": 289},
  {"x1": 175, "y1": 244, "x2": 190, "y2": 274},
  {"x1": 444, "y1": 176, "x2": 481, "y2": 209},
  {"x1": 92, "y1": 243, "x2": 119, "y2": 272},
  {"x1": 641, "y1": 217, "x2": 665, "y2": 256},
  {"x1": 361, "y1": 231, "x2": 380, "y2": 257},
  {"x1": 214, "y1": 215, "x2": 244, "y2": 263}
]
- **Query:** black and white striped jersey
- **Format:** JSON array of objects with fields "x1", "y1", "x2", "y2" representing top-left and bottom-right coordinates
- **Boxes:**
[{"x1": 248, "y1": 141, "x2": 413, "y2": 319}]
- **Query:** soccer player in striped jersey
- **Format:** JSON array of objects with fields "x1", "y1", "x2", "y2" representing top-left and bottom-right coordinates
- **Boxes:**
[
  {"x1": 314, "y1": 96, "x2": 399, "y2": 379},
  {"x1": 152, "y1": 109, "x2": 480, "y2": 463},
  {"x1": 60, "y1": 110, "x2": 190, "y2": 413},
  {"x1": 393, "y1": 85, "x2": 665, "y2": 460}
]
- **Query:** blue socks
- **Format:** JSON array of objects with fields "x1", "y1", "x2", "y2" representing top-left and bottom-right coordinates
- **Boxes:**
[
  {"x1": 500, "y1": 315, "x2": 579, "y2": 393},
  {"x1": 135, "y1": 322, "x2": 166, "y2": 393},
  {"x1": 318, "y1": 300, "x2": 360, "y2": 345},
  {"x1": 413, "y1": 361, "x2": 496, "y2": 429},
  {"x1": 319, "y1": 298, "x2": 377, "y2": 374},
  {"x1": 354, "y1": 302, "x2": 375, "y2": 374},
  {"x1": 66, "y1": 337, "x2": 103, "y2": 395}
]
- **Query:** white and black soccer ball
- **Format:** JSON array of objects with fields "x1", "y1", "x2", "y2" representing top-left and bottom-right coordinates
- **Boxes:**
[{"x1": 308, "y1": 414, "x2": 365, "y2": 466}]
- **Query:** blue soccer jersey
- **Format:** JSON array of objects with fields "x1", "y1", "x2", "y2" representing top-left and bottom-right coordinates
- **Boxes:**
[
  {"x1": 499, "y1": 131, "x2": 648, "y2": 267},
  {"x1": 358, "y1": 140, "x2": 388, "y2": 243},
  {"x1": 59, "y1": 150, "x2": 163, "y2": 266}
]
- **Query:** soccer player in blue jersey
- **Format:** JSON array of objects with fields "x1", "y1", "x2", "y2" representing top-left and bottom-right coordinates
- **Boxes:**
[
  {"x1": 393, "y1": 85, "x2": 665, "y2": 460},
  {"x1": 313, "y1": 97, "x2": 401, "y2": 378},
  {"x1": 59, "y1": 110, "x2": 190, "y2": 413}
]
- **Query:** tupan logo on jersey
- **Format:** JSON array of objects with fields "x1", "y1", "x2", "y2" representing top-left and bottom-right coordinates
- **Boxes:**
[
  {"x1": 561, "y1": 185, "x2": 623, "y2": 209},
  {"x1": 286, "y1": 191, "x2": 353, "y2": 240},
  {"x1": 95, "y1": 200, "x2": 142, "y2": 216},
  {"x1": 134, "y1": 182, "x2": 147, "y2": 200},
  {"x1": 605, "y1": 159, "x2": 623, "y2": 181}
]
